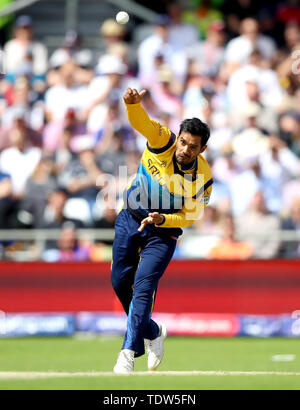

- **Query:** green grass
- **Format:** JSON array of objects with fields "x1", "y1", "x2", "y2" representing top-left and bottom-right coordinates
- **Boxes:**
[{"x1": 0, "y1": 336, "x2": 300, "y2": 390}]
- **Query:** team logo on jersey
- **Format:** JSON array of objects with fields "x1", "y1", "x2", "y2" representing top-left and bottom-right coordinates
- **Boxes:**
[
  {"x1": 160, "y1": 161, "x2": 167, "y2": 167},
  {"x1": 200, "y1": 195, "x2": 210, "y2": 205}
]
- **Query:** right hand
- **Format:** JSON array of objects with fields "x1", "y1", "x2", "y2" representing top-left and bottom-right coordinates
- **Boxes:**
[{"x1": 123, "y1": 88, "x2": 147, "y2": 104}]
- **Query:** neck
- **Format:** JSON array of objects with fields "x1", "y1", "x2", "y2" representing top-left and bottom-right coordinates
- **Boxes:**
[{"x1": 180, "y1": 159, "x2": 196, "y2": 170}]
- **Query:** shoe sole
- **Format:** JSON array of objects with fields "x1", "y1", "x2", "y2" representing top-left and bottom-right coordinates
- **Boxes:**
[{"x1": 148, "y1": 324, "x2": 168, "y2": 371}]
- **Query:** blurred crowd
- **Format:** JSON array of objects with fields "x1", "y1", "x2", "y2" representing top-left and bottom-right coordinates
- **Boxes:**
[{"x1": 0, "y1": 0, "x2": 299, "y2": 261}]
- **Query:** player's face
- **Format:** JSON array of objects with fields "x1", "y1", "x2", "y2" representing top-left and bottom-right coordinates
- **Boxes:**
[{"x1": 175, "y1": 132, "x2": 206, "y2": 165}]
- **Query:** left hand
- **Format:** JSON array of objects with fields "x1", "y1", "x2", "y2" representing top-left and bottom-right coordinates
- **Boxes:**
[{"x1": 138, "y1": 212, "x2": 164, "y2": 232}]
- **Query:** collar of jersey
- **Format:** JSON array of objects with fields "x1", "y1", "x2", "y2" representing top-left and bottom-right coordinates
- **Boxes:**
[{"x1": 172, "y1": 154, "x2": 198, "y2": 182}]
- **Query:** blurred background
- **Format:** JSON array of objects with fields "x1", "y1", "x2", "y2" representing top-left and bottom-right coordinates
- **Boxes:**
[{"x1": 0, "y1": 0, "x2": 299, "y2": 331}]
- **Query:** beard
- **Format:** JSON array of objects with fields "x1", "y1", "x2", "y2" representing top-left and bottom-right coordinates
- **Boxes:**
[{"x1": 175, "y1": 152, "x2": 193, "y2": 166}]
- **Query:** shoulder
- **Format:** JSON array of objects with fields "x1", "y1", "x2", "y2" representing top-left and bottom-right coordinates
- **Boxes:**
[
  {"x1": 138, "y1": 35, "x2": 161, "y2": 53},
  {"x1": 4, "y1": 40, "x2": 16, "y2": 50},
  {"x1": 45, "y1": 85, "x2": 66, "y2": 99},
  {"x1": 33, "y1": 41, "x2": 47, "y2": 50},
  {"x1": 0, "y1": 147, "x2": 15, "y2": 157},
  {"x1": 226, "y1": 36, "x2": 244, "y2": 48},
  {"x1": 197, "y1": 154, "x2": 212, "y2": 178},
  {"x1": 259, "y1": 34, "x2": 276, "y2": 46},
  {"x1": 146, "y1": 130, "x2": 176, "y2": 156}
]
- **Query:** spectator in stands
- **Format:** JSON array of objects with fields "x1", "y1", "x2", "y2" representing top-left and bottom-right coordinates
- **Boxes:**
[
  {"x1": 41, "y1": 189, "x2": 83, "y2": 230},
  {"x1": 42, "y1": 222, "x2": 91, "y2": 262},
  {"x1": 3, "y1": 15, "x2": 48, "y2": 76},
  {"x1": 208, "y1": 214, "x2": 253, "y2": 260},
  {"x1": 94, "y1": 199, "x2": 117, "y2": 239},
  {"x1": 212, "y1": 149, "x2": 241, "y2": 184},
  {"x1": 43, "y1": 107, "x2": 87, "y2": 153},
  {"x1": 150, "y1": 64, "x2": 182, "y2": 131},
  {"x1": 51, "y1": 126, "x2": 76, "y2": 175},
  {"x1": 236, "y1": 191, "x2": 280, "y2": 259},
  {"x1": 282, "y1": 172, "x2": 300, "y2": 213},
  {"x1": 0, "y1": 127, "x2": 41, "y2": 198},
  {"x1": 258, "y1": 135, "x2": 300, "y2": 213},
  {"x1": 49, "y1": 29, "x2": 93, "y2": 70},
  {"x1": 277, "y1": 0, "x2": 300, "y2": 26},
  {"x1": 18, "y1": 156, "x2": 57, "y2": 228},
  {"x1": 224, "y1": 18, "x2": 276, "y2": 72},
  {"x1": 276, "y1": 23, "x2": 300, "y2": 96},
  {"x1": 45, "y1": 60, "x2": 88, "y2": 122},
  {"x1": 0, "y1": 170, "x2": 13, "y2": 229},
  {"x1": 226, "y1": 159, "x2": 263, "y2": 217},
  {"x1": 138, "y1": 15, "x2": 187, "y2": 88},
  {"x1": 186, "y1": 20, "x2": 226, "y2": 79},
  {"x1": 167, "y1": 2, "x2": 199, "y2": 51},
  {"x1": 283, "y1": 22, "x2": 300, "y2": 52},
  {"x1": 278, "y1": 111, "x2": 300, "y2": 156},
  {"x1": 233, "y1": 78, "x2": 279, "y2": 134},
  {"x1": 0, "y1": 76, "x2": 43, "y2": 149},
  {"x1": 57, "y1": 136, "x2": 103, "y2": 222},
  {"x1": 176, "y1": 205, "x2": 223, "y2": 259},
  {"x1": 195, "y1": 204, "x2": 222, "y2": 233},
  {"x1": 231, "y1": 104, "x2": 269, "y2": 159},
  {"x1": 227, "y1": 49, "x2": 283, "y2": 110},
  {"x1": 57, "y1": 224, "x2": 91, "y2": 261},
  {"x1": 221, "y1": 0, "x2": 259, "y2": 38},
  {"x1": 97, "y1": 128, "x2": 128, "y2": 176},
  {"x1": 207, "y1": 112, "x2": 233, "y2": 158},
  {"x1": 100, "y1": 18, "x2": 127, "y2": 53},
  {"x1": 183, "y1": 0, "x2": 223, "y2": 40},
  {"x1": 279, "y1": 198, "x2": 300, "y2": 258},
  {"x1": 85, "y1": 54, "x2": 139, "y2": 127},
  {"x1": 87, "y1": 90, "x2": 134, "y2": 149}
]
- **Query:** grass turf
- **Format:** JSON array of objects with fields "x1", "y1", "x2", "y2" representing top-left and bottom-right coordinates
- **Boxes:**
[{"x1": 0, "y1": 336, "x2": 299, "y2": 390}]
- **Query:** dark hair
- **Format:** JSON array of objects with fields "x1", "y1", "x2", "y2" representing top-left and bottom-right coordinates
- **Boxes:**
[{"x1": 179, "y1": 118, "x2": 210, "y2": 147}]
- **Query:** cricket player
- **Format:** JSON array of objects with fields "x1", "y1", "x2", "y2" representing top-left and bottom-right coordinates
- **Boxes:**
[{"x1": 112, "y1": 88, "x2": 213, "y2": 373}]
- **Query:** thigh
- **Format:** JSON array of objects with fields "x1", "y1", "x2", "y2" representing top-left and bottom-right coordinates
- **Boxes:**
[
  {"x1": 111, "y1": 210, "x2": 141, "y2": 288},
  {"x1": 133, "y1": 234, "x2": 177, "y2": 293}
]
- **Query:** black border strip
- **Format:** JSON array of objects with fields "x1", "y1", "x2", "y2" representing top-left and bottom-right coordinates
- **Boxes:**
[{"x1": 147, "y1": 132, "x2": 176, "y2": 154}]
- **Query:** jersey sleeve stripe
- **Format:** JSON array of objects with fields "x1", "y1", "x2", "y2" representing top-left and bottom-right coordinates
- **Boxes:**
[
  {"x1": 146, "y1": 132, "x2": 176, "y2": 154},
  {"x1": 192, "y1": 178, "x2": 214, "y2": 199}
]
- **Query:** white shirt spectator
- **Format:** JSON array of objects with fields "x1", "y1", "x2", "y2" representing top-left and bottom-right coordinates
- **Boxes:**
[
  {"x1": 185, "y1": 41, "x2": 225, "y2": 76},
  {"x1": 168, "y1": 23, "x2": 198, "y2": 52},
  {"x1": 282, "y1": 178, "x2": 300, "y2": 212},
  {"x1": 224, "y1": 34, "x2": 276, "y2": 66},
  {"x1": 258, "y1": 147, "x2": 300, "y2": 213},
  {"x1": 86, "y1": 74, "x2": 140, "y2": 134},
  {"x1": 227, "y1": 65, "x2": 283, "y2": 109},
  {"x1": 0, "y1": 146, "x2": 41, "y2": 194},
  {"x1": 4, "y1": 40, "x2": 48, "y2": 75},
  {"x1": 229, "y1": 169, "x2": 262, "y2": 216},
  {"x1": 45, "y1": 84, "x2": 89, "y2": 121},
  {"x1": 138, "y1": 34, "x2": 187, "y2": 86}
]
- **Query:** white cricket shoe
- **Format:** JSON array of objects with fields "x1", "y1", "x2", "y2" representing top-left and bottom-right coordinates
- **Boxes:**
[
  {"x1": 113, "y1": 349, "x2": 135, "y2": 374},
  {"x1": 145, "y1": 324, "x2": 167, "y2": 371}
]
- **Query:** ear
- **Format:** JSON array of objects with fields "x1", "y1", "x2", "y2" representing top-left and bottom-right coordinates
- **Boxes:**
[{"x1": 199, "y1": 144, "x2": 207, "y2": 154}]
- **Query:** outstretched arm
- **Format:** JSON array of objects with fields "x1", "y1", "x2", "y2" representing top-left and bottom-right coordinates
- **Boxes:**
[{"x1": 124, "y1": 88, "x2": 173, "y2": 149}]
